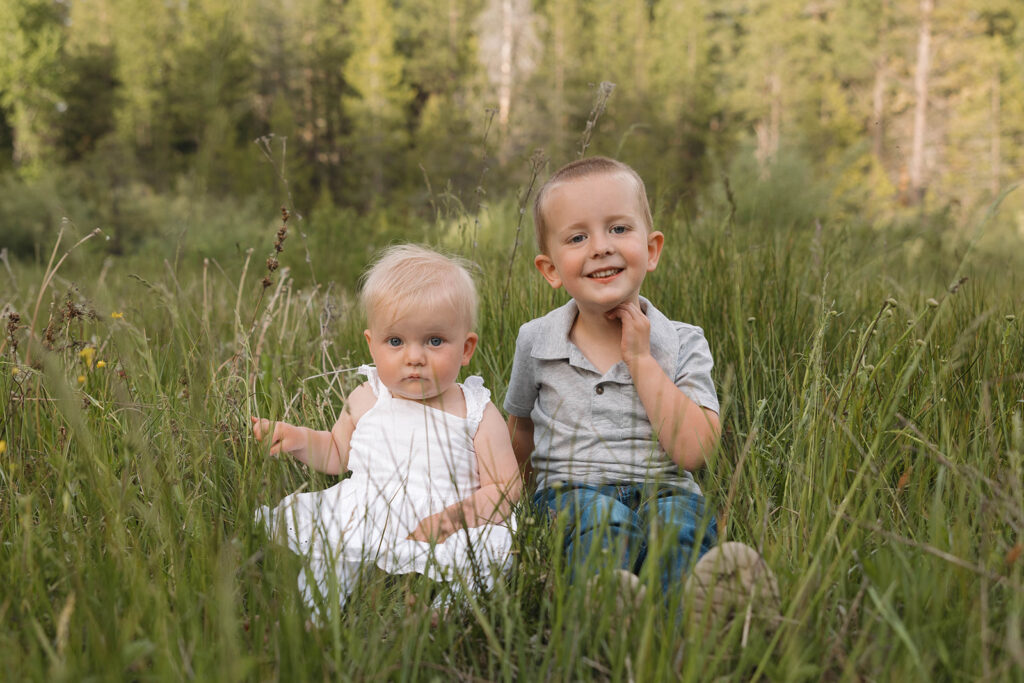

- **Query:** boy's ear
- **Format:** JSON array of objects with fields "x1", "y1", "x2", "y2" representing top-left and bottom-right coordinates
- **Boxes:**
[
  {"x1": 646, "y1": 230, "x2": 665, "y2": 272},
  {"x1": 534, "y1": 254, "x2": 563, "y2": 290},
  {"x1": 461, "y1": 332, "x2": 479, "y2": 365}
]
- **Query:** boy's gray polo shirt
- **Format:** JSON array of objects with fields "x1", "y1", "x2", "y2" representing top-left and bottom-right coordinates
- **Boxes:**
[{"x1": 504, "y1": 297, "x2": 719, "y2": 492}]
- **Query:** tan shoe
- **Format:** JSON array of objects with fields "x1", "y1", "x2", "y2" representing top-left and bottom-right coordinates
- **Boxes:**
[
  {"x1": 684, "y1": 542, "x2": 781, "y2": 629},
  {"x1": 585, "y1": 569, "x2": 648, "y2": 626}
]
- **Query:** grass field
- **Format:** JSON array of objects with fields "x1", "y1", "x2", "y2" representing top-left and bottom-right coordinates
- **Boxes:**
[{"x1": 1, "y1": 186, "x2": 1022, "y2": 681}]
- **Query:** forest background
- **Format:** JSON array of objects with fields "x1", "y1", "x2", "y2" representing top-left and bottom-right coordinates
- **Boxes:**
[
  {"x1": 2, "y1": 0, "x2": 1023, "y2": 275},
  {"x1": 3, "y1": 1, "x2": 1024, "y2": 679}
]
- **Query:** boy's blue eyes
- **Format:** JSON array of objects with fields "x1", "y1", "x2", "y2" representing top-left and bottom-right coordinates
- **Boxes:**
[{"x1": 567, "y1": 225, "x2": 628, "y2": 244}]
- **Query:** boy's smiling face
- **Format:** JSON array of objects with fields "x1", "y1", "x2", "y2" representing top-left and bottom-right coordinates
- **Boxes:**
[{"x1": 534, "y1": 172, "x2": 663, "y2": 316}]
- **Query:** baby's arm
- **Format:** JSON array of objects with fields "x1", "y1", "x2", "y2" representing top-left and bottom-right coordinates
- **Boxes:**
[
  {"x1": 408, "y1": 403, "x2": 523, "y2": 542},
  {"x1": 252, "y1": 382, "x2": 376, "y2": 475},
  {"x1": 609, "y1": 302, "x2": 721, "y2": 471}
]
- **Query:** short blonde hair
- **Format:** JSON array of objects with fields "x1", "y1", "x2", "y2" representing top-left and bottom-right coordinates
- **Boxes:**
[
  {"x1": 533, "y1": 156, "x2": 653, "y2": 254},
  {"x1": 359, "y1": 244, "x2": 478, "y2": 330}
]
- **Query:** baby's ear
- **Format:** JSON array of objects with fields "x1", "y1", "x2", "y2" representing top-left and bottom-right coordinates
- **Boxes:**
[
  {"x1": 534, "y1": 254, "x2": 562, "y2": 290},
  {"x1": 461, "y1": 332, "x2": 479, "y2": 365}
]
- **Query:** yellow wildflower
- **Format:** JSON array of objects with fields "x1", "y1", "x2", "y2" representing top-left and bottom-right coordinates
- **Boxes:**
[
  {"x1": 12, "y1": 367, "x2": 19, "y2": 376},
  {"x1": 79, "y1": 346, "x2": 96, "y2": 369},
  {"x1": 0, "y1": 440, "x2": 6, "y2": 455},
  {"x1": 111, "y1": 312, "x2": 124, "y2": 319},
  {"x1": 96, "y1": 360, "x2": 107, "y2": 368},
  {"x1": 77, "y1": 375, "x2": 86, "y2": 385}
]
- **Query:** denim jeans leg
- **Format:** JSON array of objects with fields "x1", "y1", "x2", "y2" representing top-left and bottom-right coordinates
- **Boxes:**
[
  {"x1": 533, "y1": 485, "x2": 645, "y2": 582},
  {"x1": 638, "y1": 486, "x2": 717, "y2": 594}
]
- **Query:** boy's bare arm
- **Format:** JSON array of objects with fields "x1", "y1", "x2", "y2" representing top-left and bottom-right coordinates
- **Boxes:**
[
  {"x1": 609, "y1": 302, "x2": 721, "y2": 471},
  {"x1": 507, "y1": 413, "x2": 535, "y2": 484}
]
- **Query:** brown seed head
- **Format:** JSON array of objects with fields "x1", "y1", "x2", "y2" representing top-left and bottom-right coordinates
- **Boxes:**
[
  {"x1": 6, "y1": 312, "x2": 20, "y2": 352},
  {"x1": 948, "y1": 276, "x2": 968, "y2": 294}
]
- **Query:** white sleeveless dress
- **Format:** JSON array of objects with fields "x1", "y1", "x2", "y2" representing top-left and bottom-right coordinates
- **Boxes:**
[{"x1": 256, "y1": 365, "x2": 515, "y2": 614}]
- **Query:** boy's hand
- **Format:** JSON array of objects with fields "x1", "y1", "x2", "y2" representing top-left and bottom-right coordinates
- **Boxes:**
[
  {"x1": 607, "y1": 301, "x2": 652, "y2": 368},
  {"x1": 407, "y1": 508, "x2": 460, "y2": 543},
  {"x1": 251, "y1": 416, "x2": 303, "y2": 456}
]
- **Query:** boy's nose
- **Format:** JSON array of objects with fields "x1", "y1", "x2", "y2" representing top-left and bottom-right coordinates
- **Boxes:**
[{"x1": 591, "y1": 235, "x2": 613, "y2": 256}]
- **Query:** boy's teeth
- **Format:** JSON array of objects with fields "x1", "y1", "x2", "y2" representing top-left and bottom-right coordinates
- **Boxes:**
[{"x1": 589, "y1": 268, "x2": 620, "y2": 278}]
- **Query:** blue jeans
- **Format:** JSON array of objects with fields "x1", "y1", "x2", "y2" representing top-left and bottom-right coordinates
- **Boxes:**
[{"x1": 533, "y1": 483, "x2": 717, "y2": 594}]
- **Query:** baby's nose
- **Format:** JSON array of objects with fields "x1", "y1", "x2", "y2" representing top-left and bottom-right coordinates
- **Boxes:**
[{"x1": 405, "y1": 345, "x2": 426, "y2": 364}]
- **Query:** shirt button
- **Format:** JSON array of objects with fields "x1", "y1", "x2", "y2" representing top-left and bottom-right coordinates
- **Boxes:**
[{"x1": 595, "y1": 385, "x2": 604, "y2": 395}]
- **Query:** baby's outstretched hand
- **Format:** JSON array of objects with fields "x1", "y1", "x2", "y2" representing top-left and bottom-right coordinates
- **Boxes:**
[
  {"x1": 607, "y1": 301, "x2": 651, "y2": 367},
  {"x1": 407, "y1": 508, "x2": 460, "y2": 543},
  {"x1": 251, "y1": 416, "x2": 303, "y2": 456}
]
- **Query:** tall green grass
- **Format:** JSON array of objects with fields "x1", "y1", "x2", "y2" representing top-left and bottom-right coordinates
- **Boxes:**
[{"x1": 1, "y1": 186, "x2": 1022, "y2": 680}]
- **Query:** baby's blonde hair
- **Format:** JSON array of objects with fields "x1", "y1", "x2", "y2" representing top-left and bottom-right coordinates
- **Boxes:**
[
  {"x1": 533, "y1": 156, "x2": 653, "y2": 254},
  {"x1": 359, "y1": 244, "x2": 478, "y2": 330}
]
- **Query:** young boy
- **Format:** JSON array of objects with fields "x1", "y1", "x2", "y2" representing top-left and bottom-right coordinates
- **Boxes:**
[{"x1": 504, "y1": 157, "x2": 778, "y2": 620}]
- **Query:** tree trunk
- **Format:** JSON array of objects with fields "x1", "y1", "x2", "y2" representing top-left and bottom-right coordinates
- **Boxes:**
[
  {"x1": 552, "y1": 10, "x2": 567, "y2": 155},
  {"x1": 909, "y1": 0, "x2": 933, "y2": 204},
  {"x1": 871, "y1": 59, "x2": 886, "y2": 161},
  {"x1": 990, "y1": 68, "x2": 1001, "y2": 196},
  {"x1": 755, "y1": 65, "x2": 781, "y2": 174},
  {"x1": 498, "y1": 0, "x2": 513, "y2": 130}
]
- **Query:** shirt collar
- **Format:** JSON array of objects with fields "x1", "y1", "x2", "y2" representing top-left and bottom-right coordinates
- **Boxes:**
[{"x1": 530, "y1": 296, "x2": 677, "y2": 377}]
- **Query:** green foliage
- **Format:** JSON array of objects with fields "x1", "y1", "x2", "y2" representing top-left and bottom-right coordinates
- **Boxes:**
[
  {"x1": 0, "y1": 160, "x2": 271, "y2": 263},
  {"x1": 2, "y1": 180, "x2": 1022, "y2": 679},
  {"x1": 0, "y1": 0, "x2": 65, "y2": 171},
  {"x1": 1, "y1": 0, "x2": 1023, "y2": 244}
]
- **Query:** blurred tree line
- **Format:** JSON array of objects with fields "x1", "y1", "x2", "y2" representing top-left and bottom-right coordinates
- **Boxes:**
[{"x1": 1, "y1": 0, "x2": 1022, "y2": 260}]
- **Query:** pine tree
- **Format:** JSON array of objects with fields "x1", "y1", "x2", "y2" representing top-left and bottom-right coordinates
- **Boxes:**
[
  {"x1": 398, "y1": 0, "x2": 487, "y2": 196},
  {"x1": 0, "y1": 0, "x2": 65, "y2": 172},
  {"x1": 343, "y1": 0, "x2": 414, "y2": 203}
]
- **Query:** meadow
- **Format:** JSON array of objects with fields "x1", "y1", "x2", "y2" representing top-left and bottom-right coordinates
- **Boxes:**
[{"x1": 1, "y1": 180, "x2": 1022, "y2": 681}]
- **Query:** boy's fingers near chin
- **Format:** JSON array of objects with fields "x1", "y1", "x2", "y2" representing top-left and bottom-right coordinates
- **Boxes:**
[{"x1": 605, "y1": 305, "x2": 627, "y2": 321}]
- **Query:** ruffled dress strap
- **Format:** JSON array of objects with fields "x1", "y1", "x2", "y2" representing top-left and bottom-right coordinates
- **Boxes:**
[
  {"x1": 357, "y1": 364, "x2": 389, "y2": 400},
  {"x1": 460, "y1": 375, "x2": 491, "y2": 435}
]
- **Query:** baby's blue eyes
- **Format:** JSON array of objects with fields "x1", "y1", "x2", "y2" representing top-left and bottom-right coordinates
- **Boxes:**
[
  {"x1": 385, "y1": 337, "x2": 444, "y2": 347},
  {"x1": 611, "y1": 225, "x2": 627, "y2": 234},
  {"x1": 569, "y1": 234, "x2": 586, "y2": 244}
]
